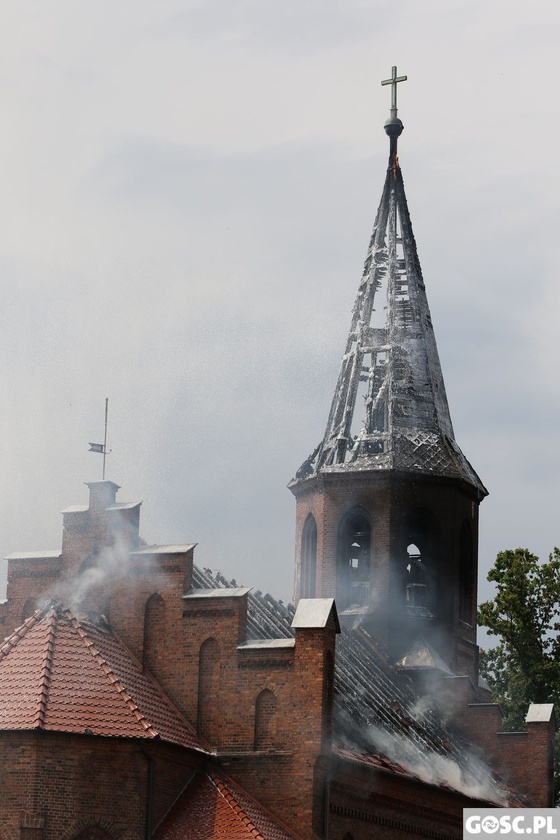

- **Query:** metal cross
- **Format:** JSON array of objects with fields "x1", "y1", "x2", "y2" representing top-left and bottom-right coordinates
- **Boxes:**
[{"x1": 381, "y1": 66, "x2": 407, "y2": 114}]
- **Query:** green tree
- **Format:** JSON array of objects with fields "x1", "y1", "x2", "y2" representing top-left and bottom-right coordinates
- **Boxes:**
[
  {"x1": 478, "y1": 548, "x2": 560, "y2": 801},
  {"x1": 478, "y1": 547, "x2": 560, "y2": 729}
]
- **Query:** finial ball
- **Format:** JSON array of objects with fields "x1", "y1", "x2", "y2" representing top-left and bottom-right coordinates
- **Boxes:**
[{"x1": 384, "y1": 116, "x2": 404, "y2": 138}]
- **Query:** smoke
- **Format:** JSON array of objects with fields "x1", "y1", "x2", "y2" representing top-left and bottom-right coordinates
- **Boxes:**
[
  {"x1": 364, "y1": 724, "x2": 508, "y2": 805},
  {"x1": 47, "y1": 536, "x2": 161, "y2": 617}
]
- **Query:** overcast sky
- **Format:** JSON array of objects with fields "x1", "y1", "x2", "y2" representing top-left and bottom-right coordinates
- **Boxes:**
[{"x1": 0, "y1": 0, "x2": 558, "y2": 614}]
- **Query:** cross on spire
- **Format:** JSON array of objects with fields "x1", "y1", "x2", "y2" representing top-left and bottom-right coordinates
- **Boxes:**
[{"x1": 381, "y1": 66, "x2": 407, "y2": 117}]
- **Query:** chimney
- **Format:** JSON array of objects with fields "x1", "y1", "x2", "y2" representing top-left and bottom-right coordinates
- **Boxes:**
[{"x1": 86, "y1": 480, "x2": 120, "y2": 512}]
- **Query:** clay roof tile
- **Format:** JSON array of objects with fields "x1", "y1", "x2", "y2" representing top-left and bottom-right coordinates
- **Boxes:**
[
  {"x1": 0, "y1": 603, "x2": 205, "y2": 753},
  {"x1": 154, "y1": 769, "x2": 300, "y2": 840}
]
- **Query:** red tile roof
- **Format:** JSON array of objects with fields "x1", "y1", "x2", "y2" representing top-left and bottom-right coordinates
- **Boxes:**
[
  {"x1": 154, "y1": 770, "x2": 300, "y2": 840},
  {"x1": 0, "y1": 604, "x2": 205, "y2": 752}
]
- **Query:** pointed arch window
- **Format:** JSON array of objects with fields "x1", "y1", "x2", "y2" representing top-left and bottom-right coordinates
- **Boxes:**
[
  {"x1": 143, "y1": 593, "x2": 165, "y2": 673},
  {"x1": 198, "y1": 638, "x2": 220, "y2": 742},
  {"x1": 300, "y1": 514, "x2": 317, "y2": 598},
  {"x1": 405, "y1": 543, "x2": 427, "y2": 608},
  {"x1": 254, "y1": 688, "x2": 276, "y2": 750},
  {"x1": 398, "y1": 510, "x2": 439, "y2": 615},
  {"x1": 337, "y1": 509, "x2": 371, "y2": 610}
]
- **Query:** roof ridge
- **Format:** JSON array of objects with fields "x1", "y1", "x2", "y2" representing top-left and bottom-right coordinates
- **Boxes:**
[
  {"x1": 33, "y1": 606, "x2": 58, "y2": 729},
  {"x1": 208, "y1": 770, "x2": 302, "y2": 839},
  {"x1": 64, "y1": 611, "x2": 160, "y2": 739},
  {"x1": 209, "y1": 773, "x2": 264, "y2": 839},
  {"x1": 0, "y1": 604, "x2": 50, "y2": 661}
]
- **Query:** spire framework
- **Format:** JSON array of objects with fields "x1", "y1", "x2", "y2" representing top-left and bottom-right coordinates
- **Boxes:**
[{"x1": 294, "y1": 82, "x2": 485, "y2": 496}]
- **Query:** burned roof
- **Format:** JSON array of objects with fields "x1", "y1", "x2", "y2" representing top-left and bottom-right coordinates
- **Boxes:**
[
  {"x1": 192, "y1": 566, "x2": 516, "y2": 805},
  {"x1": 193, "y1": 566, "x2": 296, "y2": 641}
]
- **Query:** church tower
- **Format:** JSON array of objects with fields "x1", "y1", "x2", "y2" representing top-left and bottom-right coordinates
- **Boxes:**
[{"x1": 289, "y1": 69, "x2": 487, "y2": 680}]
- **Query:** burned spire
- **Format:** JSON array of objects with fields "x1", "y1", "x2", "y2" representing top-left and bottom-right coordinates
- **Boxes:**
[{"x1": 293, "y1": 68, "x2": 486, "y2": 496}]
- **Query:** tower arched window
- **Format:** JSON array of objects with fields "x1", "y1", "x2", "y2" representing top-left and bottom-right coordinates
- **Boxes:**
[
  {"x1": 337, "y1": 509, "x2": 371, "y2": 610},
  {"x1": 397, "y1": 510, "x2": 438, "y2": 616},
  {"x1": 404, "y1": 543, "x2": 427, "y2": 608},
  {"x1": 300, "y1": 514, "x2": 317, "y2": 598}
]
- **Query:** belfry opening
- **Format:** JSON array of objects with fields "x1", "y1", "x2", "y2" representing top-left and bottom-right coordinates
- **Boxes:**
[{"x1": 336, "y1": 508, "x2": 371, "y2": 610}]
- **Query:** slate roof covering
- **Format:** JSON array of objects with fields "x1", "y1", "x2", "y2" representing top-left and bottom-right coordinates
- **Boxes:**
[
  {"x1": 192, "y1": 566, "x2": 517, "y2": 805},
  {"x1": 154, "y1": 770, "x2": 300, "y2": 840},
  {"x1": 0, "y1": 603, "x2": 205, "y2": 752}
]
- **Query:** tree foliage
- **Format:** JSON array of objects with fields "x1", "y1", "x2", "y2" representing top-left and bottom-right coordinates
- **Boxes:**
[{"x1": 478, "y1": 547, "x2": 560, "y2": 730}]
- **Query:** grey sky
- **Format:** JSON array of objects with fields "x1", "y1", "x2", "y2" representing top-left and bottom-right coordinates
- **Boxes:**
[{"x1": 0, "y1": 0, "x2": 559, "y2": 611}]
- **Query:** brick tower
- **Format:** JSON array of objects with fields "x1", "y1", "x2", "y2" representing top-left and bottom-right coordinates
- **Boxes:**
[{"x1": 289, "y1": 68, "x2": 487, "y2": 680}]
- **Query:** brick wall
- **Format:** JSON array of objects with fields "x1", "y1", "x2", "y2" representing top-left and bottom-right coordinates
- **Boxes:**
[
  {"x1": 0, "y1": 731, "x2": 202, "y2": 839},
  {"x1": 216, "y1": 603, "x2": 339, "y2": 839},
  {"x1": 0, "y1": 483, "x2": 344, "y2": 838},
  {"x1": 328, "y1": 758, "x2": 470, "y2": 839},
  {"x1": 456, "y1": 702, "x2": 556, "y2": 807},
  {"x1": 0, "y1": 732, "x2": 200, "y2": 840},
  {"x1": 0, "y1": 476, "x2": 553, "y2": 836},
  {"x1": 292, "y1": 470, "x2": 480, "y2": 679},
  {"x1": 0, "y1": 556, "x2": 62, "y2": 638}
]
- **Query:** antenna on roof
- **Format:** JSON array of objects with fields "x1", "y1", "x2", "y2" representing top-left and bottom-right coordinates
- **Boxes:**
[{"x1": 88, "y1": 398, "x2": 111, "y2": 479}]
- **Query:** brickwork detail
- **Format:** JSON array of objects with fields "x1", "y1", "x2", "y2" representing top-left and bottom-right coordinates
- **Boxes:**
[
  {"x1": 59, "y1": 816, "x2": 124, "y2": 839},
  {"x1": 254, "y1": 689, "x2": 276, "y2": 750},
  {"x1": 197, "y1": 637, "x2": 220, "y2": 743},
  {"x1": 143, "y1": 593, "x2": 165, "y2": 675},
  {"x1": 292, "y1": 471, "x2": 480, "y2": 677}
]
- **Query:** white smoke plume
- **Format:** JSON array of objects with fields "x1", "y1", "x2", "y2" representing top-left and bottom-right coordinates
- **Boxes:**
[
  {"x1": 46, "y1": 536, "x2": 161, "y2": 617},
  {"x1": 364, "y1": 724, "x2": 509, "y2": 805}
]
